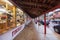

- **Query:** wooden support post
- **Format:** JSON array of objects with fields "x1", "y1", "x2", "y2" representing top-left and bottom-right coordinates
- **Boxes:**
[
  {"x1": 44, "y1": 14, "x2": 46, "y2": 34},
  {"x1": 6, "y1": 3, "x2": 8, "y2": 10},
  {"x1": 13, "y1": 6, "x2": 16, "y2": 27},
  {"x1": 6, "y1": 2, "x2": 9, "y2": 29}
]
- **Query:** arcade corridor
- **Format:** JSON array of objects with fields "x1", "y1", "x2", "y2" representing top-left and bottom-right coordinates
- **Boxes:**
[
  {"x1": 13, "y1": 21, "x2": 60, "y2": 40},
  {"x1": 0, "y1": 0, "x2": 60, "y2": 40},
  {"x1": 13, "y1": 21, "x2": 39, "y2": 40}
]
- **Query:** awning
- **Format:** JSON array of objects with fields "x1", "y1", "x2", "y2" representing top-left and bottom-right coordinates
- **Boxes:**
[
  {"x1": 9, "y1": 0, "x2": 60, "y2": 18},
  {"x1": 50, "y1": 13, "x2": 60, "y2": 19}
]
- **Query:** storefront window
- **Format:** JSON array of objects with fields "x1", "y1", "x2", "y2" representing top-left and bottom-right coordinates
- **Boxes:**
[
  {"x1": 7, "y1": 10, "x2": 14, "y2": 28},
  {"x1": 0, "y1": 6, "x2": 8, "y2": 33},
  {"x1": 0, "y1": 0, "x2": 26, "y2": 34},
  {"x1": 16, "y1": 8, "x2": 25, "y2": 26}
]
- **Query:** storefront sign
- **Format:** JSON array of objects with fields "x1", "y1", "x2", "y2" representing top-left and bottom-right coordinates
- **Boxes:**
[{"x1": 12, "y1": 26, "x2": 22, "y2": 36}]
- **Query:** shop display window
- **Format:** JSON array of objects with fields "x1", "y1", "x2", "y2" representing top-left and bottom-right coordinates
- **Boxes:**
[
  {"x1": 0, "y1": 1, "x2": 26, "y2": 34},
  {"x1": 0, "y1": 4, "x2": 16, "y2": 34},
  {"x1": 16, "y1": 8, "x2": 25, "y2": 26},
  {"x1": 0, "y1": 6, "x2": 8, "y2": 34},
  {"x1": 7, "y1": 10, "x2": 15, "y2": 28}
]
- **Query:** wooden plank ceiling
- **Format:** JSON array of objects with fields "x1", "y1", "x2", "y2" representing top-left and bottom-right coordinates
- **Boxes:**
[{"x1": 9, "y1": 0, "x2": 60, "y2": 18}]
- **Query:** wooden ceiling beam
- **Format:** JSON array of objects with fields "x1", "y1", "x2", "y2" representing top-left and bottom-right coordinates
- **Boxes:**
[
  {"x1": 19, "y1": 0, "x2": 60, "y2": 4},
  {"x1": 19, "y1": 1, "x2": 52, "y2": 9},
  {"x1": 9, "y1": 0, "x2": 60, "y2": 18}
]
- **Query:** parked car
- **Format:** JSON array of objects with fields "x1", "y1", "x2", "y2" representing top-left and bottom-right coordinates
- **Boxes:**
[
  {"x1": 40, "y1": 20, "x2": 50, "y2": 26},
  {"x1": 52, "y1": 20, "x2": 60, "y2": 34},
  {"x1": 54, "y1": 25, "x2": 60, "y2": 34}
]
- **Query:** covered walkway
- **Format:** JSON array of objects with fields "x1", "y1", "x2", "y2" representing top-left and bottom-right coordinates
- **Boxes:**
[
  {"x1": 0, "y1": 0, "x2": 60, "y2": 40},
  {"x1": 13, "y1": 21, "x2": 60, "y2": 40},
  {"x1": 13, "y1": 21, "x2": 39, "y2": 40}
]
